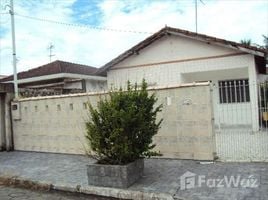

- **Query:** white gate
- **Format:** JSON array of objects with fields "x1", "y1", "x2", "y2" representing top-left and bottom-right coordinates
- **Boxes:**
[{"x1": 213, "y1": 80, "x2": 268, "y2": 162}]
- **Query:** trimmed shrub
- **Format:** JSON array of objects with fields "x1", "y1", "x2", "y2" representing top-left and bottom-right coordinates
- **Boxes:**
[{"x1": 85, "y1": 79, "x2": 163, "y2": 165}]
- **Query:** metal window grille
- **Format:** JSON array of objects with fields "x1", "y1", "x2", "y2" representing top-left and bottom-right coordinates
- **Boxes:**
[{"x1": 218, "y1": 79, "x2": 250, "y2": 103}]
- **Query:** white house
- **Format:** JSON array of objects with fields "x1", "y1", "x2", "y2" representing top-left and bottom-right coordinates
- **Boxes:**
[{"x1": 99, "y1": 27, "x2": 267, "y2": 132}]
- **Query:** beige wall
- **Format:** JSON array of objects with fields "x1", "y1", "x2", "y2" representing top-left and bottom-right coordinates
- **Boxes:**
[{"x1": 11, "y1": 83, "x2": 215, "y2": 160}]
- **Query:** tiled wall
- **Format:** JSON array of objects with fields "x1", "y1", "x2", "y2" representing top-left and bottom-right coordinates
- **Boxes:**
[{"x1": 12, "y1": 84, "x2": 215, "y2": 160}]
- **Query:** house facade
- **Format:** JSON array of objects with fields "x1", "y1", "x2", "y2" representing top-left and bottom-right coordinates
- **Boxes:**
[
  {"x1": 100, "y1": 27, "x2": 267, "y2": 132},
  {"x1": 99, "y1": 27, "x2": 268, "y2": 161}
]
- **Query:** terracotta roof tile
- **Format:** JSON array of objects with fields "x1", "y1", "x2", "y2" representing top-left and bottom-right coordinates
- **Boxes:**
[{"x1": 0, "y1": 60, "x2": 102, "y2": 82}]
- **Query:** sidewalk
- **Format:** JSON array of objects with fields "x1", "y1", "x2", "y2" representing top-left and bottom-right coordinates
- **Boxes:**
[
  {"x1": 0, "y1": 185, "x2": 114, "y2": 200},
  {"x1": 0, "y1": 151, "x2": 267, "y2": 200}
]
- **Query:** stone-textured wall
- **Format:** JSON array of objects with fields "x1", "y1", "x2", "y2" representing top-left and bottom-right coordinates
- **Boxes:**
[{"x1": 11, "y1": 83, "x2": 215, "y2": 160}]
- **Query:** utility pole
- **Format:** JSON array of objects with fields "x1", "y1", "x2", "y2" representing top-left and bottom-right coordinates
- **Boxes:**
[
  {"x1": 47, "y1": 43, "x2": 55, "y2": 62},
  {"x1": 9, "y1": 0, "x2": 18, "y2": 99}
]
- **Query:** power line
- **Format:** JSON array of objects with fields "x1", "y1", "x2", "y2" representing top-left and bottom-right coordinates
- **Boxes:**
[{"x1": 15, "y1": 13, "x2": 154, "y2": 35}]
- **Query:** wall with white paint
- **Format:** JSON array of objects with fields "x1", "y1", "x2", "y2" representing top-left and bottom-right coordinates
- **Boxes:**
[
  {"x1": 113, "y1": 35, "x2": 238, "y2": 69},
  {"x1": 108, "y1": 54, "x2": 254, "y2": 89},
  {"x1": 85, "y1": 80, "x2": 107, "y2": 92},
  {"x1": 64, "y1": 80, "x2": 107, "y2": 92},
  {"x1": 215, "y1": 130, "x2": 268, "y2": 162}
]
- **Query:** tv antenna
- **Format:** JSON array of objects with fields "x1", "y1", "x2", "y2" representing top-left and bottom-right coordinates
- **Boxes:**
[
  {"x1": 47, "y1": 43, "x2": 55, "y2": 62},
  {"x1": 195, "y1": 0, "x2": 205, "y2": 33}
]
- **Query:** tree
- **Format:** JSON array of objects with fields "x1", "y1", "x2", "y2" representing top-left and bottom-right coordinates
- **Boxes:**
[
  {"x1": 240, "y1": 39, "x2": 252, "y2": 46},
  {"x1": 85, "y1": 79, "x2": 163, "y2": 165},
  {"x1": 262, "y1": 35, "x2": 268, "y2": 50}
]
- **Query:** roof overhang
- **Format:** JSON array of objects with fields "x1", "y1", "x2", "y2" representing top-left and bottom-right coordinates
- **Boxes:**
[
  {"x1": 167, "y1": 30, "x2": 266, "y2": 57},
  {"x1": 3, "y1": 73, "x2": 107, "y2": 84}
]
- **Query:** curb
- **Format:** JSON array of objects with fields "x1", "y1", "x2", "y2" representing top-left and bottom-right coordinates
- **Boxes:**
[
  {"x1": 0, "y1": 175, "x2": 174, "y2": 200},
  {"x1": 0, "y1": 176, "x2": 52, "y2": 191}
]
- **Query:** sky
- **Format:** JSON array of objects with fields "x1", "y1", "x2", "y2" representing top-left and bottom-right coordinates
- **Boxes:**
[{"x1": 0, "y1": 0, "x2": 267, "y2": 75}]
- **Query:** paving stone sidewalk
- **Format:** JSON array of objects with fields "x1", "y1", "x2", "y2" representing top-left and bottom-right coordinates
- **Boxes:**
[
  {"x1": 0, "y1": 151, "x2": 267, "y2": 200},
  {"x1": 0, "y1": 185, "x2": 114, "y2": 200}
]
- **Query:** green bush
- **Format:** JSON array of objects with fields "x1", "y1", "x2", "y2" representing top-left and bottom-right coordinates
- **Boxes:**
[{"x1": 85, "y1": 79, "x2": 163, "y2": 165}]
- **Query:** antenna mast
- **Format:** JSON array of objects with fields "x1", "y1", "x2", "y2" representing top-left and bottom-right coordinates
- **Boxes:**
[
  {"x1": 47, "y1": 43, "x2": 55, "y2": 62},
  {"x1": 195, "y1": 0, "x2": 205, "y2": 33}
]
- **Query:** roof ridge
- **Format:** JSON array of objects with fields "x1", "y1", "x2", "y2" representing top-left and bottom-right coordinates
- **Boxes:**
[{"x1": 58, "y1": 60, "x2": 97, "y2": 68}]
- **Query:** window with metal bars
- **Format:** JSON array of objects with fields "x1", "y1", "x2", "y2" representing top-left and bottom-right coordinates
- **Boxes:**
[{"x1": 218, "y1": 79, "x2": 250, "y2": 103}]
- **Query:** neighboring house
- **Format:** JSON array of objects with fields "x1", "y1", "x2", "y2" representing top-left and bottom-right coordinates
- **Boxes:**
[
  {"x1": 0, "y1": 60, "x2": 107, "y2": 97},
  {"x1": 99, "y1": 26, "x2": 267, "y2": 131}
]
